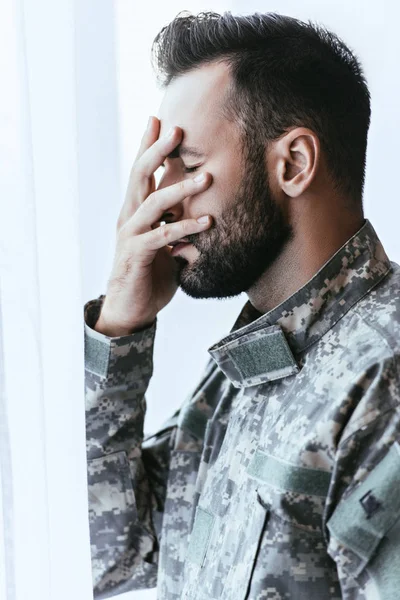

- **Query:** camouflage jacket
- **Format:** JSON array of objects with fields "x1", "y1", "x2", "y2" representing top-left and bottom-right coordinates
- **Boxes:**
[{"x1": 84, "y1": 219, "x2": 400, "y2": 600}]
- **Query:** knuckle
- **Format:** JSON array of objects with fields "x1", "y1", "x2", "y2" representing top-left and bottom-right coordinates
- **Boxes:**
[
  {"x1": 128, "y1": 160, "x2": 140, "y2": 181},
  {"x1": 116, "y1": 221, "x2": 129, "y2": 241},
  {"x1": 146, "y1": 191, "x2": 156, "y2": 206},
  {"x1": 116, "y1": 216, "x2": 124, "y2": 231},
  {"x1": 182, "y1": 220, "x2": 193, "y2": 233},
  {"x1": 132, "y1": 161, "x2": 147, "y2": 182},
  {"x1": 158, "y1": 224, "x2": 170, "y2": 240},
  {"x1": 145, "y1": 191, "x2": 160, "y2": 208}
]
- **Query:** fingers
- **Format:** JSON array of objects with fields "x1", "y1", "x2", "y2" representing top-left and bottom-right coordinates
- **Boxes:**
[
  {"x1": 121, "y1": 172, "x2": 212, "y2": 237},
  {"x1": 134, "y1": 116, "x2": 160, "y2": 163},
  {"x1": 144, "y1": 216, "x2": 212, "y2": 253},
  {"x1": 134, "y1": 118, "x2": 183, "y2": 180},
  {"x1": 117, "y1": 118, "x2": 183, "y2": 231},
  {"x1": 135, "y1": 126, "x2": 183, "y2": 180},
  {"x1": 117, "y1": 117, "x2": 161, "y2": 229}
]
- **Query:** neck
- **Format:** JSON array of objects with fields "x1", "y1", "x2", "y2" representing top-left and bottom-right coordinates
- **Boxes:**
[{"x1": 247, "y1": 209, "x2": 365, "y2": 314}]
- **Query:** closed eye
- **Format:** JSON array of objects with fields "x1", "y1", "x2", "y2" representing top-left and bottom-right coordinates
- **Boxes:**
[{"x1": 160, "y1": 163, "x2": 199, "y2": 174}]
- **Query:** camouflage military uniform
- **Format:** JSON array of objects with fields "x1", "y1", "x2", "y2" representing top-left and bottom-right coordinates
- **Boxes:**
[{"x1": 84, "y1": 219, "x2": 400, "y2": 600}]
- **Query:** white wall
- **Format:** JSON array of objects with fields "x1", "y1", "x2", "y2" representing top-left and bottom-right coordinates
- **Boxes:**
[{"x1": 83, "y1": 2, "x2": 400, "y2": 598}]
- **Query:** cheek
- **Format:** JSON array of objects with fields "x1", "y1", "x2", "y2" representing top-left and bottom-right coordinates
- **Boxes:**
[
  {"x1": 218, "y1": 155, "x2": 243, "y2": 187},
  {"x1": 203, "y1": 161, "x2": 242, "y2": 207}
]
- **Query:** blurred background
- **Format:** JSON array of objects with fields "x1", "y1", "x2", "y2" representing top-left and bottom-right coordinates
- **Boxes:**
[{"x1": 0, "y1": 1, "x2": 399, "y2": 600}]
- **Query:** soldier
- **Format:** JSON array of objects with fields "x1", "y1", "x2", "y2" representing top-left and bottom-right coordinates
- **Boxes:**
[{"x1": 84, "y1": 10, "x2": 400, "y2": 600}]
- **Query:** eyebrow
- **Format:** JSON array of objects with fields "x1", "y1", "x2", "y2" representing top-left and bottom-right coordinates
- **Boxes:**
[{"x1": 166, "y1": 144, "x2": 204, "y2": 160}]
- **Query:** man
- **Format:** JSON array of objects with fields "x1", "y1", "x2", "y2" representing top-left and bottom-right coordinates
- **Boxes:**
[{"x1": 84, "y1": 10, "x2": 400, "y2": 600}]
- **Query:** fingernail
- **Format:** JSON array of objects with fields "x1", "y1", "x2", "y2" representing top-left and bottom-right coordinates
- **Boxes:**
[
  {"x1": 147, "y1": 116, "x2": 153, "y2": 129},
  {"x1": 165, "y1": 127, "x2": 175, "y2": 139},
  {"x1": 197, "y1": 215, "x2": 209, "y2": 223},
  {"x1": 193, "y1": 173, "x2": 205, "y2": 183}
]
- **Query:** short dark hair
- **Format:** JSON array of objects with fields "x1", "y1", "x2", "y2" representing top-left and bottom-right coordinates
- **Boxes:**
[{"x1": 151, "y1": 11, "x2": 371, "y2": 206}]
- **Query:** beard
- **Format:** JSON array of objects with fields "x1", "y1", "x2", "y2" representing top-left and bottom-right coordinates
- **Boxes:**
[{"x1": 173, "y1": 141, "x2": 293, "y2": 299}]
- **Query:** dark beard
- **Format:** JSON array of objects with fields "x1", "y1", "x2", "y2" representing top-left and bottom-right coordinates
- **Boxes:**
[{"x1": 174, "y1": 143, "x2": 293, "y2": 299}]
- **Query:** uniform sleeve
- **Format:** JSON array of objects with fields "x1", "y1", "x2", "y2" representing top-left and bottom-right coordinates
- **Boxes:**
[
  {"x1": 84, "y1": 295, "x2": 178, "y2": 599},
  {"x1": 326, "y1": 354, "x2": 400, "y2": 600}
]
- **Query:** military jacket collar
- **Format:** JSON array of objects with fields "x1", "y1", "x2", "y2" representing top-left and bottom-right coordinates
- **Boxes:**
[{"x1": 207, "y1": 219, "x2": 391, "y2": 388}]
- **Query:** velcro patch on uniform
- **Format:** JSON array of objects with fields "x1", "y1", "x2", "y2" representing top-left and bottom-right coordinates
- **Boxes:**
[
  {"x1": 84, "y1": 328, "x2": 111, "y2": 377},
  {"x1": 227, "y1": 328, "x2": 298, "y2": 384},
  {"x1": 186, "y1": 506, "x2": 215, "y2": 567},
  {"x1": 327, "y1": 442, "x2": 400, "y2": 563},
  {"x1": 247, "y1": 449, "x2": 331, "y2": 497}
]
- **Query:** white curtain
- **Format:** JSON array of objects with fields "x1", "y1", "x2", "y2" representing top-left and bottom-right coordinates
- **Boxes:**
[
  {"x1": 0, "y1": 1, "x2": 104, "y2": 598},
  {"x1": 0, "y1": 1, "x2": 227, "y2": 598}
]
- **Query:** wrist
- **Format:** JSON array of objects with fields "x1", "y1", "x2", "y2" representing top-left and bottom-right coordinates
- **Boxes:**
[
  {"x1": 94, "y1": 314, "x2": 132, "y2": 337},
  {"x1": 94, "y1": 312, "x2": 155, "y2": 337}
]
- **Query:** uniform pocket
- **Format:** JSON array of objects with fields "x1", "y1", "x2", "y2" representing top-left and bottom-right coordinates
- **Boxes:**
[
  {"x1": 88, "y1": 450, "x2": 137, "y2": 523},
  {"x1": 247, "y1": 448, "x2": 331, "y2": 533},
  {"x1": 183, "y1": 487, "x2": 270, "y2": 600},
  {"x1": 87, "y1": 450, "x2": 138, "y2": 585},
  {"x1": 243, "y1": 499, "x2": 341, "y2": 600},
  {"x1": 221, "y1": 488, "x2": 270, "y2": 600},
  {"x1": 231, "y1": 449, "x2": 342, "y2": 600}
]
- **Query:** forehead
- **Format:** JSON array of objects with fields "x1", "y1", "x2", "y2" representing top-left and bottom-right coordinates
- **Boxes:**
[{"x1": 157, "y1": 61, "x2": 234, "y2": 144}]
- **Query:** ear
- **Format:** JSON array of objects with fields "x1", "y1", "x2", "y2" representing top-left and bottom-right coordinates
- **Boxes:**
[{"x1": 273, "y1": 128, "x2": 320, "y2": 198}]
